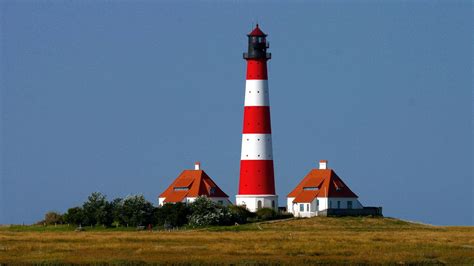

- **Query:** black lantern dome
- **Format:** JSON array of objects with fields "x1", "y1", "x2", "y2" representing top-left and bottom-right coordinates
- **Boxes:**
[{"x1": 243, "y1": 24, "x2": 271, "y2": 60}]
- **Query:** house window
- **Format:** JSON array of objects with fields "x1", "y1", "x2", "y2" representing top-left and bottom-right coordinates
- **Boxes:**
[
  {"x1": 303, "y1": 187, "x2": 319, "y2": 191},
  {"x1": 257, "y1": 200, "x2": 262, "y2": 209},
  {"x1": 306, "y1": 204, "x2": 310, "y2": 212},
  {"x1": 347, "y1": 201, "x2": 353, "y2": 209},
  {"x1": 316, "y1": 199, "x2": 319, "y2": 206},
  {"x1": 218, "y1": 200, "x2": 223, "y2": 205},
  {"x1": 329, "y1": 201, "x2": 332, "y2": 208},
  {"x1": 337, "y1": 201, "x2": 341, "y2": 209},
  {"x1": 174, "y1": 187, "x2": 189, "y2": 191},
  {"x1": 210, "y1": 187, "x2": 216, "y2": 195},
  {"x1": 271, "y1": 200, "x2": 275, "y2": 208},
  {"x1": 299, "y1": 204, "x2": 304, "y2": 212}
]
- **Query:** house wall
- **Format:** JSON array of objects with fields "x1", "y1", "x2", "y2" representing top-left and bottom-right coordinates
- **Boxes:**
[
  {"x1": 158, "y1": 197, "x2": 167, "y2": 206},
  {"x1": 286, "y1": 197, "x2": 295, "y2": 213},
  {"x1": 325, "y1": 197, "x2": 363, "y2": 210},
  {"x1": 292, "y1": 202, "x2": 316, "y2": 217},
  {"x1": 287, "y1": 197, "x2": 363, "y2": 217}
]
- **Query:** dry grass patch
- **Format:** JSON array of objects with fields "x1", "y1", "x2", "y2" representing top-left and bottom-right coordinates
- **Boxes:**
[{"x1": 0, "y1": 217, "x2": 472, "y2": 264}]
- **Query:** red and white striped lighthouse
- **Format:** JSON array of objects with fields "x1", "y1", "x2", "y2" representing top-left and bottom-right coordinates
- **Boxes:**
[{"x1": 236, "y1": 24, "x2": 278, "y2": 211}]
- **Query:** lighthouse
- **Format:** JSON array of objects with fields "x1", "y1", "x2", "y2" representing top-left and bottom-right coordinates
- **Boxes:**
[{"x1": 236, "y1": 24, "x2": 278, "y2": 212}]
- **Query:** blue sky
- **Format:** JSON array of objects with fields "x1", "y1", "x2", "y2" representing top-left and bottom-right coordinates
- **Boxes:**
[{"x1": 0, "y1": 1, "x2": 472, "y2": 225}]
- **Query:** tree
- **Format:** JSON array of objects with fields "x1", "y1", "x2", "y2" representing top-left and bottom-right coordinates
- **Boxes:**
[
  {"x1": 43, "y1": 211, "x2": 63, "y2": 225},
  {"x1": 188, "y1": 196, "x2": 233, "y2": 226},
  {"x1": 63, "y1": 207, "x2": 84, "y2": 225},
  {"x1": 109, "y1": 197, "x2": 124, "y2": 226},
  {"x1": 82, "y1": 192, "x2": 109, "y2": 226},
  {"x1": 155, "y1": 203, "x2": 190, "y2": 227},
  {"x1": 120, "y1": 195, "x2": 155, "y2": 227}
]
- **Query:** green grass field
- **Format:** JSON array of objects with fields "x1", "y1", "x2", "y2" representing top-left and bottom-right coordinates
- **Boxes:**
[{"x1": 0, "y1": 217, "x2": 473, "y2": 264}]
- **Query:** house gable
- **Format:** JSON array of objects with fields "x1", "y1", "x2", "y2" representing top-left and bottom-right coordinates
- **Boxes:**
[
  {"x1": 288, "y1": 168, "x2": 358, "y2": 204},
  {"x1": 159, "y1": 166, "x2": 229, "y2": 204}
]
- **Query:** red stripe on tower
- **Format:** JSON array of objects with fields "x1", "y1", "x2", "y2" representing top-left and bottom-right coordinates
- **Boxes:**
[
  {"x1": 243, "y1": 107, "x2": 272, "y2": 134},
  {"x1": 236, "y1": 24, "x2": 278, "y2": 212}
]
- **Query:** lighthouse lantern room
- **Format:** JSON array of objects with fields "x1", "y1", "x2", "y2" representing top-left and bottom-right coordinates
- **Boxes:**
[{"x1": 236, "y1": 25, "x2": 278, "y2": 212}]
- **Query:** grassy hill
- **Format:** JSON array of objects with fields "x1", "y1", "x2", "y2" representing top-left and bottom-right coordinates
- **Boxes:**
[{"x1": 0, "y1": 217, "x2": 473, "y2": 264}]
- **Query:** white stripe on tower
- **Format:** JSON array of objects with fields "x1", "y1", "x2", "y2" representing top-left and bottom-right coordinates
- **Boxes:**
[
  {"x1": 241, "y1": 134, "x2": 273, "y2": 160},
  {"x1": 244, "y1": 80, "x2": 270, "y2": 106}
]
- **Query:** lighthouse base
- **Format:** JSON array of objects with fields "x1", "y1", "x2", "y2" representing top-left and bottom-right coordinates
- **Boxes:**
[{"x1": 236, "y1": 194, "x2": 278, "y2": 212}]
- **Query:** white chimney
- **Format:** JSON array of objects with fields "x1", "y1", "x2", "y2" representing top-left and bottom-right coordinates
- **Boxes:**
[
  {"x1": 194, "y1": 162, "x2": 201, "y2": 170},
  {"x1": 319, "y1": 160, "x2": 328, "y2": 170}
]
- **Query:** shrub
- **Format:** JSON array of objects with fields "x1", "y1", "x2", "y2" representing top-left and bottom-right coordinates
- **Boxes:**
[
  {"x1": 277, "y1": 212, "x2": 294, "y2": 219},
  {"x1": 188, "y1": 196, "x2": 233, "y2": 226},
  {"x1": 228, "y1": 205, "x2": 254, "y2": 224},
  {"x1": 43, "y1": 211, "x2": 63, "y2": 225},
  {"x1": 155, "y1": 203, "x2": 190, "y2": 227},
  {"x1": 256, "y1": 208, "x2": 277, "y2": 221}
]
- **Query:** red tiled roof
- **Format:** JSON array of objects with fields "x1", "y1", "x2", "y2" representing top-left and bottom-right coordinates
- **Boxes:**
[
  {"x1": 159, "y1": 169, "x2": 228, "y2": 203},
  {"x1": 248, "y1": 24, "x2": 266, "y2": 36},
  {"x1": 163, "y1": 191, "x2": 188, "y2": 203},
  {"x1": 293, "y1": 190, "x2": 320, "y2": 203},
  {"x1": 288, "y1": 168, "x2": 358, "y2": 203},
  {"x1": 173, "y1": 177, "x2": 194, "y2": 188}
]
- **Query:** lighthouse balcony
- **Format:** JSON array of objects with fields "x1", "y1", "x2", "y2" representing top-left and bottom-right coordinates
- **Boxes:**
[{"x1": 243, "y1": 52, "x2": 271, "y2": 60}]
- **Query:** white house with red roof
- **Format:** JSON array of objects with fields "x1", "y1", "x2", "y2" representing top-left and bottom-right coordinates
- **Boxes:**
[
  {"x1": 158, "y1": 162, "x2": 231, "y2": 206},
  {"x1": 287, "y1": 160, "x2": 363, "y2": 217}
]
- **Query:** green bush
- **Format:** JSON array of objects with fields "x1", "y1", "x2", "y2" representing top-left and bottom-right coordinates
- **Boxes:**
[
  {"x1": 188, "y1": 196, "x2": 233, "y2": 226},
  {"x1": 155, "y1": 202, "x2": 190, "y2": 227},
  {"x1": 277, "y1": 212, "x2": 294, "y2": 219},
  {"x1": 228, "y1": 205, "x2": 254, "y2": 224},
  {"x1": 256, "y1": 208, "x2": 277, "y2": 221},
  {"x1": 43, "y1": 211, "x2": 63, "y2": 225}
]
